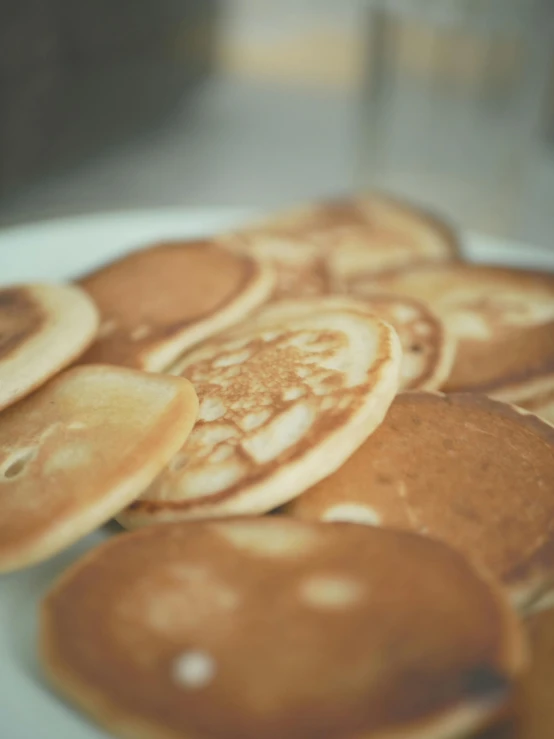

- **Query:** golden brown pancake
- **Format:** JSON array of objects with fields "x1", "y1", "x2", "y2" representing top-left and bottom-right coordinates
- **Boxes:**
[
  {"x1": 77, "y1": 240, "x2": 275, "y2": 371},
  {"x1": 118, "y1": 299, "x2": 401, "y2": 528},
  {"x1": 0, "y1": 365, "x2": 197, "y2": 572},
  {"x1": 476, "y1": 609, "x2": 554, "y2": 739},
  {"x1": 344, "y1": 293, "x2": 456, "y2": 390},
  {"x1": 287, "y1": 392, "x2": 554, "y2": 611},
  {"x1": 250, "y1": 293, "x2": 454, "y2": 391},
  {"x1": 372, "y1": 264, "x2": 554, "y2": 402},
  {"x1": 0, "y1": 283, "x2": 98, "y2": 412},
  {"x1": 40, "y1": 518, "x2": 525, "y2": 739},
  {"x1": 221, "y1": 192, "x2": 460, "y2": 300}
]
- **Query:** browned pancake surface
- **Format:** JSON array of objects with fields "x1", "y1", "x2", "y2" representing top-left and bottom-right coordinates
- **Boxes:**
[
  {"x1": 341, "y1": 293, "x2": 455, "y2": 390},
  {"x1": 476, "y1": 609, "x2": 554, "y2": 739},
  {"x1": 79, "y1": 240, "x2": 272, "y2": 370},
  {"x1": 446, "y1": 321, "x2": 554, "y2": 396},
  {"x1": 374, "y1": 264, "x2": 554, "y2": 400},
  {"x1": 288, "y1": 392, "x2": 554, "y2": 609},
  {"x1": 41, "y1": 518, "x2": 524, "y2": 739}
]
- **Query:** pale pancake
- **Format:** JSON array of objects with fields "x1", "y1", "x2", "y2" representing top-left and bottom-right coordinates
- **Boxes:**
[
  {"x1": 373, "y1": 264, "x2": 554, "y2": 402},
  {"x1": 476, "y1": 609, "x2": 554, "y2": 739},
  {"x1": 78, "y1": 240, "x2": 275, "y2": 371},
  {"x1": 0, "y1": 283, "x2": 98, "y2": 412},
  {"x1": 40, "y1": 518, "x2": 525, "y2": 739},
  {"x1": 287, "y1": 392, "x2": 554, "y2": 611},
  {"x1": 118, "y1": 301, "x2": 401, "y2": 528},
  {"x1": 0, "y1": 365, "x2": 197, "y2": 572},
  {"x1": 220, "y1": 192, "x2": 460, "y2": 299}
]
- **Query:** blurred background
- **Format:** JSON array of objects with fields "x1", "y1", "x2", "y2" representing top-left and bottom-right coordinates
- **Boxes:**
[{"x1": 0, "y1": 0, "x2": 553, "y2": 245}]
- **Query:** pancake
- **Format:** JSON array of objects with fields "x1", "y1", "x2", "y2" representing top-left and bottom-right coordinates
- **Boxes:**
[
  {"x1": 0, "y1": 283, "x2": 98, "y2": 412},
  {"x1": 286, "y1": 392, "x2": 554, "y2": 611},
  {"x1": 0, "y1": 365, "x2": 197, "y2": 573},
  {"x1": 117, "y1": 300, "x2": 401, "y2": 528},
  {"x1": 323, "y1": 192, "x2": 461, "y2": 284},
  {"x1": 77, "y1": 240, "x2": 275, "y2": 371},
  {"x1": 40, "y1": 517, "x2": 526, "y2": 739},
  {"x1": 343, "y1": 293, "x2": 455, "y2": 391},
  {"x1": 476, "y1": 609, "x2": 554, "y2": 739},
  {"x1": 251, "y1": 293, "x2": 454, "y2": 390},
  {"x1": 372, "y1": 263, "x2": 554, "y2": 402},
  {"x1": 221, "y1": 192, "x2": 460, "y2": 299},
  {"x1": 220, "y1": 221, "x2": 332, "y2": 300}
]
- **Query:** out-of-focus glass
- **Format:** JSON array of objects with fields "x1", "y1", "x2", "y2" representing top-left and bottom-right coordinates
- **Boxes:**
[{"x1": 358, "y1": 0, "x2": 553, "y2": 241}]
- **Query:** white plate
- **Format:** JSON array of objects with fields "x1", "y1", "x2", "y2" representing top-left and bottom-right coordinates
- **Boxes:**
[{"x1": 0, "y1": 208, "x2": 553, "y2": 739}]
